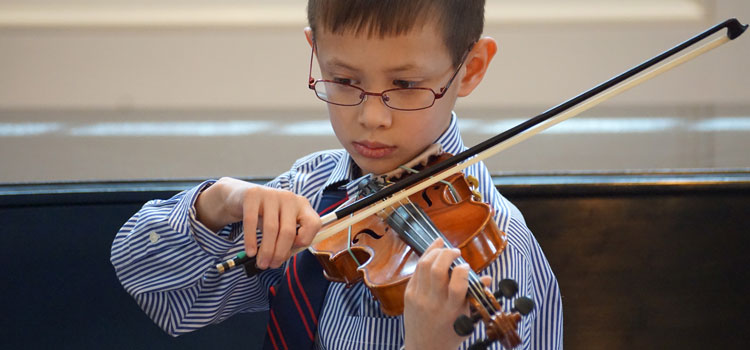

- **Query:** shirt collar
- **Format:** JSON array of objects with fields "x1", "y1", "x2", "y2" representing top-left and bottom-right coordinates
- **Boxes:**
[
  {"x1": 434, "y1": 111, "x2": 466, "y2": 156},
  {"x1": 319, "y1": 151, "x2": 368, "y2": 198}
]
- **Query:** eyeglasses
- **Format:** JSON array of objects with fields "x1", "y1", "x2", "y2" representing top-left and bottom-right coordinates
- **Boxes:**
[{"x1": 307, "y1": 44, "x2": 470, "y2": 111}]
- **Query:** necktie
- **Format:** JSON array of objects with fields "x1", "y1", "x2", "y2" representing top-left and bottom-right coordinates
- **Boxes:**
[{"x1": 263, "y1": 186, "x2": 349, "y2": 350}]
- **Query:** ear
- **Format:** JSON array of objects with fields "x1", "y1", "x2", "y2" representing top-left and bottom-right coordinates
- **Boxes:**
[
  {"x1": 457, "y1": 37, "x2": 498, "y2": 97},
  {"x1": 304, "y1": 27, "x2": 314, "y2": 48}
]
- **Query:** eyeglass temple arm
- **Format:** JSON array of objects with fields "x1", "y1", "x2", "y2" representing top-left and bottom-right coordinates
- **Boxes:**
[
  {"x1": 436, "y1": 42, "x2": 476, "y2": 97},
  {"x1": 308, "y1": 42, "x2": 317, "y2": 88}
]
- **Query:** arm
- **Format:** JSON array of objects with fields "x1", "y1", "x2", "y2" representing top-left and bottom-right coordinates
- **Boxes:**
[{"x1": 111, "y1": 174, "x2": 321, "y2": 336}]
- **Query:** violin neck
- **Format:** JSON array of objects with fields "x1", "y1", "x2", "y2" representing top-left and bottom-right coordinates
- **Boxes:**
[{"x1": 385, "y1": 201, "x2": 488, "y2": 300}]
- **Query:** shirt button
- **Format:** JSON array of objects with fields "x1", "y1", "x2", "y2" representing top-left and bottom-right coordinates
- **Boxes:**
[{"x1": 149, "y1": 231, "x2": 160, "y2": 243}]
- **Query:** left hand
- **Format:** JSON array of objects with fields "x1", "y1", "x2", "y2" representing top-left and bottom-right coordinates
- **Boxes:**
[{"x1": 403, "y1": 238, "x2": 473, "y2": 350}]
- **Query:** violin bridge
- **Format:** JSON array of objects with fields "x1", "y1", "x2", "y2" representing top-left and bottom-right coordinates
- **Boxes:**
[{"x1": 466, "y1": 175, "x2": 483, "y2": 201}]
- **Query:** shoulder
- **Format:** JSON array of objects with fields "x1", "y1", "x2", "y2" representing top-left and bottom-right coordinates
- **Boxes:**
[
  {"x1": 276, "y1": 149, "x2": 348, "y2": 198},
  {"x1": 290, "y1": 149, "x2": 348, "y2": 173},
  {"x1": 287, "y1": 149, "x2": 348, "y2": 185}
]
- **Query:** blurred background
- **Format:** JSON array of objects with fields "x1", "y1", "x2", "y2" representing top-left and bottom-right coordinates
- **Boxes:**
[
  {"x1": 0, "y1": 0, "x2": 747, "y2": 182},
  {"x1": 1, "y1": 2, "x2": 749, "y2": 349}
]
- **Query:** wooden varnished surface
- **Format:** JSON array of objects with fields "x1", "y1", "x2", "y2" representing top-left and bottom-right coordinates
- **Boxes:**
[
  {"x1": 508, "y1": 187, "x2": 750, "y2": 349},
  {"x1": 0, "y1": 171, "x2": 748, "y2": 348}
]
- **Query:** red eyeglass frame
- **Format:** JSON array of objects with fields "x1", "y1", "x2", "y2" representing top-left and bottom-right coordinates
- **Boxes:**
[{"x1": 307, "y1": 43, "x2": 472, "y2": 111}]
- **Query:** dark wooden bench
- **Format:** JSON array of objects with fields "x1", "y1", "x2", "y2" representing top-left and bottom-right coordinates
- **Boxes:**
[{"x1": 1, "y1": 170, "x2": 747, "y2": 349}]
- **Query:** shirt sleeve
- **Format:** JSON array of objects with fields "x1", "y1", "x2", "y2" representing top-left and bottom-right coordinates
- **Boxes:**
[
  {"x1": 508, "y1": 219, "x2": 563, "y2": 350},
  {"x1": 110, "y1": 177, "x2": 290, "y2": 336}
]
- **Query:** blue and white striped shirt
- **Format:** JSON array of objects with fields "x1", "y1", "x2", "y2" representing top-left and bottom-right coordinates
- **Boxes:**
[{"x1": 111, "y1": 113, "x2": 562, "y2": 349}]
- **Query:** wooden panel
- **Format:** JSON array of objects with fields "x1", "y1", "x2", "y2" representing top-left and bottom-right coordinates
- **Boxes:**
[
  {"x1": 1, "y1": 176, "x2": 748, "y2": 348},
  {"x1": 510, "y1": 193, "x2": 750, "y2": 349}
]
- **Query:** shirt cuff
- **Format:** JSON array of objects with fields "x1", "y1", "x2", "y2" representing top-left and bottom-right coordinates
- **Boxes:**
[{"x1": 167, "y1": 179, "x2": 240, "y2": 257}]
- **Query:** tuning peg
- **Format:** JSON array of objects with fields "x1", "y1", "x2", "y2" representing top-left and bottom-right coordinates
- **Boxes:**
[
  {"x1": 453, "y1": 312, "x2": 481, "y2": 336},
  {"x1": 512, "y1": 296, "x2": 535, "y2": 316},
  {"x1": 468, "y1": 339, "x2": 493, "y2": 350},
  {"x1": 496, "y1": 279, "x2": 519, "y2": 298}
]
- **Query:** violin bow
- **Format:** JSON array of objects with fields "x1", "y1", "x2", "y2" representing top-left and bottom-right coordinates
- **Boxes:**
[
  {"x1": 310, "y1": 18, "x2": 747, "y2": 243},
  {"x1": 218, "y1": 18, "x2": 746, "y2": 273}
]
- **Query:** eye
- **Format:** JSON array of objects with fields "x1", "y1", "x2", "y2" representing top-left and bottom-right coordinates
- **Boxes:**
[
  {"x1": 393, "y1": 80, "x2": 418, "y2": 89},
  {"x1": 333, "y1": 77, "x2": 354, "y2": 85}
]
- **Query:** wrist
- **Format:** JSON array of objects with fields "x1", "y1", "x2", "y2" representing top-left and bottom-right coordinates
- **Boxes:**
[{"x1": 195, "y1": 180, "x2": 231, "y2": 232}]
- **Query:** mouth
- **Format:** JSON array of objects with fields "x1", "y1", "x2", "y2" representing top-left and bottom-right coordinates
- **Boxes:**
[{"x1": 352, "y1": 141, "x2": 396, "y2": 159}]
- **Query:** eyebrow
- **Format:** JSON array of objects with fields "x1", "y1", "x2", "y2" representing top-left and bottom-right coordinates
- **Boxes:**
[{"x1": 325, "y1": 58, "x2": 421, "y2": 74}]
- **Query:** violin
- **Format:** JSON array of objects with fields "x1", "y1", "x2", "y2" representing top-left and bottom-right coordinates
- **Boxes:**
[
  {"x1": 310, "y1": 153, "x2": 528, "y2": 348},
  {"x1": 217, "y1": 18, "x2": 747, "y2": 349}
]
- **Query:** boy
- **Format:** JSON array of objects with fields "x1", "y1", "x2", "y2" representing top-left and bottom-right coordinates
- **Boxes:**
[{"x1": 111, "y1": 1, "x2": 562, "y2": 349}]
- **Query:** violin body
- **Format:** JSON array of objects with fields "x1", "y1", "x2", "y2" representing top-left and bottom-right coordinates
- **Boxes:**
[{"x1": 309, "y1": 171, "x2": 507, "y2": 316}]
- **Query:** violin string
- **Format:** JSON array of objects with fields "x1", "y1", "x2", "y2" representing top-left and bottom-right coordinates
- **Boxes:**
[
  {"x1": 355, "y1": 186, "x2": 497, "y2": 315},
  {"x1": 384, "y1": 197, "x2": 491, "y2": 313},
  {"x1": 404, "y1": 198, "x2": 497, "y2": 314},
  {"x1": 394, "y1": 197, "x2": 497, "y2": 314},
  {"x1": 381, "y1": 188, "x2": 497, "y2": 315},
  {"x1": 379, "y1": 172, "x2": 500, "y2": 315}
]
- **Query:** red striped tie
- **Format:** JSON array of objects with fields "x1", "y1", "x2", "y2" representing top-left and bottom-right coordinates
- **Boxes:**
[{"x1": 263, "y1": 187, "x2": 348, "y2": 350}]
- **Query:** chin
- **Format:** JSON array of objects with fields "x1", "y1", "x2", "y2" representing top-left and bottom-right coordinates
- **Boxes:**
[{"x1": 355, "y1": 158, "x2": 395, "y2": 176}]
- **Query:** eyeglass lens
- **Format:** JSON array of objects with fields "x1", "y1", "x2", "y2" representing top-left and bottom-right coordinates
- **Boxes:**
[{"x1": 313, "y1": 81, "x2": 436, "y2": 111}]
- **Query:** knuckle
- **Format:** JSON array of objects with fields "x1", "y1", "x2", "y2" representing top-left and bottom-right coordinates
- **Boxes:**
[
  {"x1": 279, "y1": 190, "x2": 296, "y2": 201},
  {"x1": 449, "y1": 280, "x2": 465, "y2": 296},
  {"x1": 279, "y1": 226, "x2": 295, "y2": 240},
  {"x1": 417, "y1": 256, "x2": 432, "y2": 270},
  {"x1": 244, "y1": 185, "x2": 261, "y2": 199},
  {"x1": 299, "y1": 232, "x2": 314, "y2": 246},
  {"x1": 296, "y1": 194, "x2": 311, "y2": 205},
  {"x1": 265, "y1": 222, "x2": 279, "y2": 234},
  {"x1": 307, "y1": 221, "x2": 322, "y2": 234}
]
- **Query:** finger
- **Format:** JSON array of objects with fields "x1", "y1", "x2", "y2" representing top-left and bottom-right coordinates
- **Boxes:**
[
  {"x1": 242, "y1": 189, "x2": 260, "y2": 258},
  {"x1": 271, "y1": 195, "x2": 298, "y2": 268},
  {"x1": 257, "y1": 195, "x2": 280, "y2": 269},
  {"x1": 294, "y1": 199, "x2": 321, "y2": 248},
  {"x1": 447, "y1": 264, "x2": 471, "y2": 312},
  {"x1": 480, "y1": 275, "x2": 492, "y2": 288},
  {"x1": 412, "y1": 238, "x2": 446, "y2": 291},
  {"x1": 423, "y1": 237, "x2": 445, "y2": 255},
  {"x1": 427, "y1": 247, "x2": 461, "y2": 293}
]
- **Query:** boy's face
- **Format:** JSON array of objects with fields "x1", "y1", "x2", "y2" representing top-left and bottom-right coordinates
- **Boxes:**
[{"x1": 310, "y1": 23, "x2": 462, "y2": 176}]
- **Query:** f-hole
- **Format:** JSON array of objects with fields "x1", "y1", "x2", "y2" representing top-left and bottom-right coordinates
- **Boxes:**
[
  {"x1": 352, "y1": 229, "x2": 384, "y2": 244},
  {"x1": 421, "y1": 189, "x2": 434, "y2": 207}
]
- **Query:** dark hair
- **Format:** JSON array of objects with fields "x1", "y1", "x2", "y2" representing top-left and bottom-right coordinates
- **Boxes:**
[{"x1": 307, "y1": 0, "x2": 484, "y2": 67}]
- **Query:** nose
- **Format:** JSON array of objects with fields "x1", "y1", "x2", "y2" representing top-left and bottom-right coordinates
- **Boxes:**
[{"x1": 357, "y1": 93, "x2": 393, "y2": 130}]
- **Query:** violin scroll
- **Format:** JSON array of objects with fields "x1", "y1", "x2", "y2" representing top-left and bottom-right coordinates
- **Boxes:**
[{"x1": 452, "y1": 278, "x2": 534, "y2": 349}]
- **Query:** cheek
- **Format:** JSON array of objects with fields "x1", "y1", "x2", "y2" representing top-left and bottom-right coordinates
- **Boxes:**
[
  {"x1": 404, "y1": 108, "x2": 451, "y2": 138},
  {"x1": 394, "y1": 112, "x2": 446, "y2": 151},
  {"x1": 327, "y1": 106, "x2": 353, "y2": 142}
]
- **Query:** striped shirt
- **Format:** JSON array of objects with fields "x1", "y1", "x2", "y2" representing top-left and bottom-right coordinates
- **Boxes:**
[{"x1": 111, "y1": 113, "x2": 563, "y2": 349}]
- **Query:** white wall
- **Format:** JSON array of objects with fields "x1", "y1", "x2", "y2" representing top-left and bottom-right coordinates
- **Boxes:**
[
  {"x1": 1, "y1": 0, "x2": 747, "y2": 110},
  {"x1": 0, "y1": 0, "x2": 748, "y2": 182}
]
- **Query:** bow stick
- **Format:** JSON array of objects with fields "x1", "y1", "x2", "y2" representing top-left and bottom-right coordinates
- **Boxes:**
[
  {"x1": 311, "y1": 18, "x2": 747, "y2": 240},
  {"x1": 218, "y1": 18, "x2": 746, "y2": 273}
]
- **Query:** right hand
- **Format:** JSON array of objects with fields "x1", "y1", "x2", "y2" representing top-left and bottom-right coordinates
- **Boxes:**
[{"x1": 195, "y1": 177, "x2": 322, "y2": 269}]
